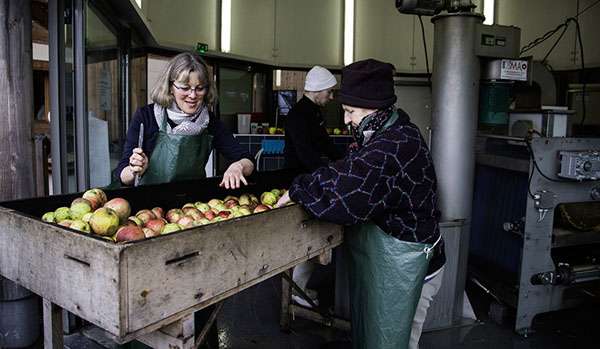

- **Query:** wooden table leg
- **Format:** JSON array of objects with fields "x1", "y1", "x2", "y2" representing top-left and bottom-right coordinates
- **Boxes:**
[
  {"x1": 43, "y1": 299, "x2": 64, "y2": 349},
  {"x1": 280, "y1": 269, "x2": 292, "y2": 332},
  {"x1": 195, "y1": 302, "x2": 223, "y2": 349}
]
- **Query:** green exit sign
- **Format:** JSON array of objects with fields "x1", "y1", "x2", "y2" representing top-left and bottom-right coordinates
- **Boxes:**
[{"x1": 196, "y1": 42, "x2": 208, "y2": 54}]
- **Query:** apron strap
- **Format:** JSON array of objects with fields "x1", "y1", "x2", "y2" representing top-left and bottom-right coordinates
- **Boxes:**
[{"x1": 423, "y1": 234, "x2": 442, "y2": 259}]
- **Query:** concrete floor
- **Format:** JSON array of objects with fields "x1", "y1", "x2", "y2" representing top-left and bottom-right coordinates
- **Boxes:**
[{"x1": 48, "y1": 274, "x2": 600, "y2": 348}]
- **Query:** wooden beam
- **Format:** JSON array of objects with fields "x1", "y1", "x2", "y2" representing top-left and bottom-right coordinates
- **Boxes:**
[{"x1": 43, "y1": 299, "x2": 64, "y2": 349}]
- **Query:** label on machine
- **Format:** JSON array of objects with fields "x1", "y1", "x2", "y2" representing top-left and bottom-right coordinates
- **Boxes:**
[
  {"x1": 558, "y1": 150, "x2": 600, "y2": 181},
  {"x1": 500, "y1": 59, "x2": 528, "y2": 81}
]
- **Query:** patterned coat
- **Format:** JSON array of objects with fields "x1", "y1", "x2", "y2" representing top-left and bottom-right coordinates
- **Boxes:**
[{"x1": 289, "y1": 108, "x2": 445, "y2": 274}]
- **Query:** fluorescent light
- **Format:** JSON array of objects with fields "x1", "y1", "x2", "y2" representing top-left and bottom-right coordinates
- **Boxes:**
[
  {"x1": 344, "y1": 0, "x2": 354, "y2": 65},
  {"x1": 221, "y1": 0, "x2": 231, "y2": 53},
  {"x1": 275, "y1": 69, "x2": 282, "y2": 87},
  {"x1": 483, "y1": 0, "x2": 495, "y2": 25}
]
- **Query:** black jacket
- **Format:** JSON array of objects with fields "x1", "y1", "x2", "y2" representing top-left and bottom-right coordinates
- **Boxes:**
[
  {"x1": 284, "y1": 96, "x2": 344, "y2": 173},
  {"x1": 289, "y1": 108, "x2": 445, "y2": 275}
]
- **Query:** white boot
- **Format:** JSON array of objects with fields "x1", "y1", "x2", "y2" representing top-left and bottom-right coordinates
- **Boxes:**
[{"x1": 292, "y1": 261, "x2": 318, "y2": 308}]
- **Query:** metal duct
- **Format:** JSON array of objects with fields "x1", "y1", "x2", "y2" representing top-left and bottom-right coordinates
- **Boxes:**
[{"x1": 431, "y1": 12, "x2": 484, "y2": 221}]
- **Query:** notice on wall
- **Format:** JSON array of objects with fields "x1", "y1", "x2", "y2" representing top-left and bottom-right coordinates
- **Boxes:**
[
  {"x1": 500, "y1": 59, "x2": 528, "y2": 81},
  {"x1": 98, "y1": 66, "x2": 112, "y2": 111}
]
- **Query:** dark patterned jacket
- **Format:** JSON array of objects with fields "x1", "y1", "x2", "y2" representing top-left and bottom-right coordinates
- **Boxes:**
[{"x1": 289, "y1": 108, "x2": 445, "y2": 275}]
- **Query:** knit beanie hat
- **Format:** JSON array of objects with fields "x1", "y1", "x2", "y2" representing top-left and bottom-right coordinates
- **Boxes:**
[
  {"x1": 338, "y1": 59, "x2": 397, "y2": 109},
  {"x1": 304, "y1": 66, "x2": 337, "y2": 92}
]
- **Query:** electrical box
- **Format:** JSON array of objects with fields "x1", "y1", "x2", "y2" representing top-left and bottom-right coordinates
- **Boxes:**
[
  {"x1": 476, "y1": 24, "x2": 521, "y2": 59},
  {"x1": 558, "y1": 150, "x2": 600, "y2": 181}
]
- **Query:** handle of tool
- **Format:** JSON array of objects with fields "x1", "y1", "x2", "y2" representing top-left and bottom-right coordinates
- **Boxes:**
[{"x1": 133, "y1": 123, "x2": 144, "y2": 187}]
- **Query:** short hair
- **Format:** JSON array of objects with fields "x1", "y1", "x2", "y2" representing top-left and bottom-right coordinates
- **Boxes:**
[{"x1": 150, "y1": 52, "x2": 217, "y2": 108}]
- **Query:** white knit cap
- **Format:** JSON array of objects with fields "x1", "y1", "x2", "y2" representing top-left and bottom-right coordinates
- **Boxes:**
[{"x1": 304, "y1": 66, "x2": 337, "y2": 92}]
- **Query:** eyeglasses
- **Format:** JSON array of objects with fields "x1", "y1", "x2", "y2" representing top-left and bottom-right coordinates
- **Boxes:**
[{"x1": 172, "y1": 83, "x2": 207, "y2": 95}]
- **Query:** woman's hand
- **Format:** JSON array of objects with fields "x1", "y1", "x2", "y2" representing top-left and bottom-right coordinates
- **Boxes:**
[
  {"x1": 120, "y1": 147, "x2": 148, "y2": 186},
  {"x1": 275, "y1": 191, "x2": 291, "y2": 208},
  {"x1": 129, "y1": 148, "x2": 149, "y2": 176},
  {"x1": 220, "y1": 159, "x2": 254, "y2": 189}
]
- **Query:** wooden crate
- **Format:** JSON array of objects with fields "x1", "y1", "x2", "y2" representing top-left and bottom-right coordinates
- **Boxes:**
[{"x1": 0, "y1": 172, "x2": 342, "y2": 343}]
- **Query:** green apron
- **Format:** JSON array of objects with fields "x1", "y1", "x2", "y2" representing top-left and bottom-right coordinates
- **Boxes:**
[
  {"x1": 345, "y1": 111, "x2": 437, "y2": 349},
  {"x1": 140, "y1": 110, "x2": 213, "y2": 185}
]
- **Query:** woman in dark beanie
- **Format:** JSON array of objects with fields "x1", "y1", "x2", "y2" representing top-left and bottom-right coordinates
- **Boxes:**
[{"x1": 276, "y1": 58, "x2": 445, "y2": 349}]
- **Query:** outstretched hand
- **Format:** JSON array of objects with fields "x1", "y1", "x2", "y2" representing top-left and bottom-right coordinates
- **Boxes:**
[{"x1": 220, "y1": 161, "x2": 248, "y2": 189}]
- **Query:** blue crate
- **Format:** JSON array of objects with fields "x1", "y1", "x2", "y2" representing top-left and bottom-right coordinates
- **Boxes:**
[{"x1": 261, "y1": 139, "x2": 285, "y2": 155}]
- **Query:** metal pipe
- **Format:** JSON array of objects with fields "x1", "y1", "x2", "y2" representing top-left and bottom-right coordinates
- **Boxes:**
[
  {"x1": 430, "y1": 12, "x2": 484, "y2": 221},
  {"x1": 74, "y1": 0, "x2": 89, "y2": 191}
]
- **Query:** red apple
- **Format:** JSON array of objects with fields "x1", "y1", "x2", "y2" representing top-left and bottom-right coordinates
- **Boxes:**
[
  {"x1": 177, "y1": 215, "x2": 194, "y2": 229},
  {"x1": 151, "y1": 207, "x2": 164, "y2": 219},
  {"x1": 218, "y1": 210, "x2": 231, "y2": 219},
  {"x1": 182, "y1": 207, "x2": 201, "y2": 215},
  {"x1": 82, "y1": 188, "x2": 107, "y2": 210},
  {"x1": 224, "y1": 199, "x2": 239, "y2": 209},
  {"x1": 115, "y1": 225, "x2": 145, "y2": 242},
  {"x1": 104, "y1": 198, "x2": 131, "y2": 224},
  {"x1": 136, "y1": 209, "x2": 156, "y2": 225},
  {"x1": 145, "y1": 219, "x2": 166, "y2": 234},
  {"x1": 253, "y1": 204, "x2": 271, "y2": 213},
  {"x1": 203, "y1": 210, "x2": 216, "y2": 221},
  {"x1": 187, "y1": 210, "x2": 204, "y2": 221},
  {"x1": 166, "y1": 209, "x2": 184, "y2": 223}
]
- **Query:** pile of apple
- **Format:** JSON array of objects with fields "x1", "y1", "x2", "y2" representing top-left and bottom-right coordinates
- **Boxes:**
[{"x1": 40, "y1": 188, "x2": 287, "y2": 242}]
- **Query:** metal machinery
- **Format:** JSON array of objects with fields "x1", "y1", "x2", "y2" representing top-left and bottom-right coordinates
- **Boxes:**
[
  {"x1": 396, "y1": 0, "x2": 529, "y2": 330},
  {"x1": 396, "y1": 0, "x2": 600, "y2": 336},
  {"x1": 472, "y1": 136, "x2": 600, "y2": 335}
]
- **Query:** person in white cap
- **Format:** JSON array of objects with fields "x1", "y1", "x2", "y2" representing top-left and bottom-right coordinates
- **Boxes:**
[{"x1": 284, "y1": 66, "x2": 345, "y2": 308}]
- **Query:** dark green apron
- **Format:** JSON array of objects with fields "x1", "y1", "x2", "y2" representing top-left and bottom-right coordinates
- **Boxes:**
[
  {"x1": 140, "y1": 110, "x2": 213, "y2": 185},
  {"x1": 345, "y1": 112, "x2": 436, "y2": 349}
]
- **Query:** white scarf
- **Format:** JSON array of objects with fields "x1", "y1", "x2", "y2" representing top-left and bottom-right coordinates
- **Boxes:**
[{"x1": 153, "y1": 102, "x2": 210, "y2": 135}]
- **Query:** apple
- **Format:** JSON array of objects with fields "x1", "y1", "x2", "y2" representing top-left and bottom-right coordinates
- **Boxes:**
[
  {"x1": 41, "y1": 212, "x2": 55, "y2": 223},
  {"x1": 82, "y1": 188, "x2": 107, "y2": 210},
  {"x1": 194, "y1": 202, "x2": 210, "y2": 213},
  {"x1": 224, "y1": 199, "x2": 239, "y2": 209},
  {"x1": 260, "y1": 192, "x2": 277, "y2": 206},
  {"x1": 142, "y1": 227, "x2": 160, "y2": 238},
  {"x1": 239, "y1": 194, "x2": 251, "y2": 206},
  {"x1": 333, "y1": 128, "x2": 342, "y2": 135},
  {"x1": 218, "y1": 211, "x2": 231, "y2": 219},
  {"x1": 249, "y1": 194, "x2": 259, "y2": 204},
  {"x1": 58, "y1": 219, "x2": 73, "y2": 228},
  {"x1": 182, "y1": 206, "x2": 201, "y2": 215},
  {"x1": 151, "y1": 207, "x2": 164, "y2": 219},
  {"x1": 81, "y1": 212, "x2": 93, "y2": 223},
  {"x1": 162, "y1": 223, "x2": 181, "y2": 234},
  {"x1": 89, "y1": 207, "x2": 120, "y2": 236},
  {"x1": 70, "y1": 198, "x2": 92, "y2": 220},
  {"x1": 223, "y1": 195, "x2": 238, "y2": 202},
  {"x1": 203, "y1": 209, "x2": 216, "y2": 221},
  {"x1": 207, "y1": 199, "x2": 223, "y2": 208},
  {"x1": 115, "y1": 225, "x2": 145, "y2": 242},
  {"x1": 145, "y1": 219, "x2": 166, "y2": 234},
  {"x1": 70, "y1": 220, "x2": 91, "y2": 233},
  {"x1": 136, "y1": 209, "x2": 156, "y2": 225},
  {"x1": 166, "y1": 208, "x2": 184, "y2": 223},
  {"x1": 54, "y1": 207, "x2": 71, "y2": 223},
  {"x1": 193, "y1": 218, "x2": 211, "y2": 226},
  {"x1": 127, "y1": 216, "x2": 143, "y2": 227},
  {"x1": 177, "y1": 216, "x2": 195, "y2": 229},
  {"x1": 238, "y1": 207, "x2": 252, "y2": 216},
  {"x1": 213, "y1": 203, "x2": 227, "y2": 212},
  {"x1": 104, "y1": 198, "x2": 131, "y2": 224},
  {"x1": 186, "y1": 210, "x2": 204, "y2": 221},
  {"x1": 253, "y1": 204, "x2": 271, "y2": 213},
  {"x1": 271, "y1": 189, "x2": 281, "y2": 197}
]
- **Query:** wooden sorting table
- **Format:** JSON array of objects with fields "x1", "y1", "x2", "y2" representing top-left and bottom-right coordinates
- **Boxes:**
[{"x1": 0, "y1": 172, "x2": 343, "y2": 348}]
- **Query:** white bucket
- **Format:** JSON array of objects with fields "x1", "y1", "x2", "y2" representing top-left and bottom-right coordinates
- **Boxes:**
[{"x1": 237, "y1": 114, "x2": 251, "y2": 134}]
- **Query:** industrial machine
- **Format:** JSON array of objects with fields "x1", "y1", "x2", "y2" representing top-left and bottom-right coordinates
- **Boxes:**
[
  {"x1": 471, "y1": 136, "x2": 600, "y2": 335},
  {"x1": 397, "y1": 0, "x2": 600, "y2": 336}
]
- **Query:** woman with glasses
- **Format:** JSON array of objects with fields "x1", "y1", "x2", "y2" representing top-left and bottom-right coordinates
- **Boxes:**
[{"x1": 114, "y1": 51, "x2": 254, "y2": 188}]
